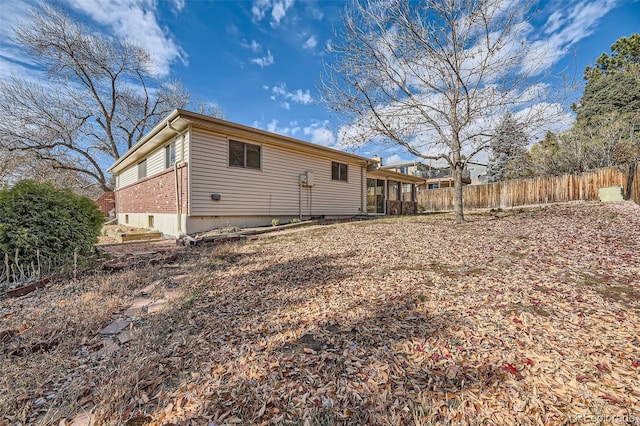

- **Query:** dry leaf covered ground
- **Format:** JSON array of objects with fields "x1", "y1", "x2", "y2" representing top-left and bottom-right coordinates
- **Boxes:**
[{"x1": 1, "y1": 201, "x2": 639, "y2": 425}]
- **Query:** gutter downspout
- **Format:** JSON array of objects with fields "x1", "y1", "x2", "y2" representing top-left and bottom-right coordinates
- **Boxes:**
[
  {"x1": 361, "y1": 164, "x2": 365, "y2": 214},
  {"x1": 166, "y1": 120, "x2": 187, "y2": 237},
  {"x1": 363, "y1": 161, "x2": 373, "y2": 215}
]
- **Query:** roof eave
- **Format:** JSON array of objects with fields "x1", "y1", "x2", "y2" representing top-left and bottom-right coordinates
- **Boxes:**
[{"x1": 108, "y1": 109, "x2": 371, "y2": 174}]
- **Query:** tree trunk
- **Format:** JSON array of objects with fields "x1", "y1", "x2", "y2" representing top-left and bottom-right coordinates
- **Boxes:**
[
  {"x1": 453, "y1": 156, "x2": 464, "y2": 224},
  {"x1": 625, "y1": 161, "x2": 636, "y2": 200}
]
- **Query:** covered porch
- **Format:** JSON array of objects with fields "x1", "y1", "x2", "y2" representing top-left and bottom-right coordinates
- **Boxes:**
[{"x1": 366, "y1": 169, "x2": 425, "y2": 215}]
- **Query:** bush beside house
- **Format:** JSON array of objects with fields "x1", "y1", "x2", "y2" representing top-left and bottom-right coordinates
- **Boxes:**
[{"x1": 0, "y1": 181, "x2": 104, "y2": 283}]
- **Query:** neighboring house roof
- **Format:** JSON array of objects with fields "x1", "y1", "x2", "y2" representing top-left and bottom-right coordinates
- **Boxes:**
[
  {"x1": 379, "y1": 160, "x2": 421, "y2": 169},
  {"x1": 368, "y1": 167, "x2": 425, "y2": 184},
  {"x1": 109, "y1": 109, "x2": 373, "y2": 174},
  {"x1": 381, "y1": 159, "x2": 488, "y2": 170}
]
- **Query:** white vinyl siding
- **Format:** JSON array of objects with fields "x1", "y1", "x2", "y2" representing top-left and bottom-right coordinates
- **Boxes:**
[
  {"x1": 118, "y1": 165, "x2": 138, "y2": 188},
  {"x1": 145, "y1": 145, "x2": 165, "y2": 177},
  {"x1": 172, "y1": 132, "x2": 187, "y2": 164},
  {"x1": 114, "y1": 134, "x2": 188, "y2": 189},
  {"x1": 189, "y1": 128, "x2": 363, "y2": 217}
]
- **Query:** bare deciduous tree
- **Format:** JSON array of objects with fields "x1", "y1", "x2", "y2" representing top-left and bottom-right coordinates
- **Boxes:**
[
  {"x1": 0, "y1": 3, "x2": 190, "y2": 191},
  {"x1": 322, "y1": 0, "x2": 565, "y2": 222},
  {"x1": 0, "y1": 145, "x2": 103, "y2": 198}
]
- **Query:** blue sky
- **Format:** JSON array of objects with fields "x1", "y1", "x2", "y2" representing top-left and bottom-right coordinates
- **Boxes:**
[{"x1": 0, "y1": 0, "x2": 639, "y2": 165}]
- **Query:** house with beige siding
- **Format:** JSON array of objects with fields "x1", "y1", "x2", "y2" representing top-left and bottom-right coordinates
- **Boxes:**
[{"x1": 108, "y1": 109, "x2": 424, "y2": 237}]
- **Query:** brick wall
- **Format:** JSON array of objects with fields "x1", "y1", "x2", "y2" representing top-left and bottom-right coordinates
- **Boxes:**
[
  {"x1": 95, "y1": 191, "x2": 115, "y2": 216},
  {"x1": 115, "y1": 164, "x2": 188, "y2": 214}
]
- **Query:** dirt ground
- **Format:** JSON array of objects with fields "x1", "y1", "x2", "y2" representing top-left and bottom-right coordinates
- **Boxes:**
[
  {"x1": 97, "y1": 224, "x2": 157, "y2": 245},
  {"x1": 1, "y1": 201, "x2": 639, "y2": 425}
]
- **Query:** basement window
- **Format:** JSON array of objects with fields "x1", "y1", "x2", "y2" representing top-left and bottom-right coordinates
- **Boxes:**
[
  {"x1": 229, "y1": 140, "x2": 261, "y2": 169},
  {"x1": 331, "y1": 161, "x2": 348, "y2": 182}
]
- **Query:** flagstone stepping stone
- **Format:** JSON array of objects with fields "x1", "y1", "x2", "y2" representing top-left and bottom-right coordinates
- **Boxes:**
[
  {"x1": 171, "y1": 274, "x2": 189, "y2": 284},
  {"x1": 116, "y1": 329, "x2": 134, "y2": 345},
  {"x1": 94, "y1": 338, "x2": 119, "y2": 358},
  {"x1": 71, "y1": 412, "x2": 95, "y2": 426},
  {"x1": 123, "y1": 297, "x2": 153, "y2": 317},
  {"x1": 147, "y1": 299, "x2": 168, "y2": 314},
  {"x1": 163, "y1": 264, "x2": 182, "y2": 269},
  {"x1": 163, "y1": 289, "x2": 181, "y2": 300},
  {"x1": 99, "y1": 319, "x2": 130, "y2": 335},
  {"x1": 136, "y1": 280, "x2": 162, "y2": 296}
]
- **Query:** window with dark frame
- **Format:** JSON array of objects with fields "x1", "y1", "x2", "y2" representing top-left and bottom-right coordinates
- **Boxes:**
[
  {"x1": 229, "y1": 140, "x2": 261, "y2": 169},
  {"x1": 388, "y1": 180, "x2": 400, "y2": 201},
  {"x1": 138, "y1": 159, "x2": 147, "y2": 180},
  {"x1": 165, "y1": 143, "x2": 176, "y2": 169},
  {"x1": 331, "y1": 161, "x2": 348, "y2": 181},
  {"x1": 402, "y1": 183, "x2": 414, "y2": 202}
]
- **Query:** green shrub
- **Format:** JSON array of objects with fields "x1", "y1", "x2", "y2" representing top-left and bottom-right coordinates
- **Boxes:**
[{"x1": 0, "y1": 181, "x2": 104, "y2": 277}]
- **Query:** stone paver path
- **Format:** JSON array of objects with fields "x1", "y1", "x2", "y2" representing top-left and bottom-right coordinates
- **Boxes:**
[{"x1": 93, "y1": 274, "x2": 187, "y2": 359}]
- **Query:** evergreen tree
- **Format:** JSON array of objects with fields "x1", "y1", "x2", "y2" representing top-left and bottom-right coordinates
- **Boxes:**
[
  {"x1": 566, "y1": 33, "x2": 640, "y2": 168},
  {"x1": 575, "y1": 33, "x2": 640, "y2": 124},
  {"x1": 486, "y1": 112, "x2": 529, "y2": 182}
]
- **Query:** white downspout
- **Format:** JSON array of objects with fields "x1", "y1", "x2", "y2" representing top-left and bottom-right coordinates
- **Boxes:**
[
  {"x1": 166, "y1": 120, "x2": 187, "y2": 237},
  {"x1": 361, "y1": 165, "x2": 365, "y2": 214}
]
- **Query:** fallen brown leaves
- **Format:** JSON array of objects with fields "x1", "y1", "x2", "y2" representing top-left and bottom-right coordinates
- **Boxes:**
[{"x1": 1, "y1": 201, "x2": 639, "y2": 425}]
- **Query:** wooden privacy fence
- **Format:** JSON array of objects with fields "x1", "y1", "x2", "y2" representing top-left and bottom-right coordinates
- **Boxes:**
[{"x1": 418, "y1": 162, "x2": 640, "y2": 211}]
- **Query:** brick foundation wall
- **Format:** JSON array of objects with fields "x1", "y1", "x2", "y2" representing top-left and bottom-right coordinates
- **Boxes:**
[{"x1": 115, "y1": 164, "x2": 188, "y2": 214}]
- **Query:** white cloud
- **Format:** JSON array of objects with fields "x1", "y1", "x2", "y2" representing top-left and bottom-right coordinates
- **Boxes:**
[
  {"x1": 0, "y1": 1, "x2": 28, "y2": 41},
  {"x1": 304, "y1": 120, "x2": 335, "y2": 146},
  {"x1": 271, "y1": 0, "x2": 294, "y2": 25},
  {"x1": 170, "y1": 0, "x2": 185, "y2": 12},
  {"x1": 266, "y1": 119, "x2": 279, "y2": 133},
  {"x1": 291, "y1": 89, "x2": 312, "y2": 104},
  {"x1": 271, "y1": 83, "x2": 287, "y2": 97},
  {"x1": 324, "y1": 39, "x2": 334, "y2": 52},
  {"x1": 0, "y1": 53, "x2": 42, "y2": 81},
  {"x1": 0, "y1": 1, "x2": 43, "y2": 81},
  {"x1": 385, "y1": 154, "x2": 403, "y2": 164},
  {"x1": 251, "y1": 0, "x2": 270, "y2": 21},
  {"x1": 303, "y1": 35, "x2": 317, "y2": 50},
  {"x1": 1, "y1": 0, "x2": 188, "y2": 81},
  {"x1": 543, "y1": 10, "x2": 565, "y2": 35},
  {"x1": 251, "y1": 0, "x2": 295, "y2": 26},
  {"x1": 523, "y1": 0, "x2": 619, "y2": 75},
  {"x1": 241, "y1": 39, "x2": 262, "y2": 52},
  {"x1": 255, "y1": 119, "x2": 301, "y2": 137},
  {"x1": 311, "y1": 7, "x2": 324, "y2": 20},
  {"x1": 267, "y1": 83, "x2": 313, "y2": 108},
  {"x1": 250, "y1": 50, "x2": 274, "y2": 68},
  {"x1": 65, "y1": 0, "x2": 187, "y2": 77}
]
